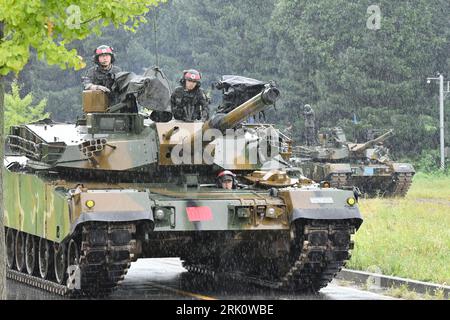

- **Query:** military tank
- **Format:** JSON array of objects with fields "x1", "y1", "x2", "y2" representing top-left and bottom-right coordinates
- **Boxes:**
[
  {"x1": 291, "y1": 126, "x2": 415, "y2": 197},
  {"x1": 3, "y1": 71, "x2": 362, "y2": 297}
]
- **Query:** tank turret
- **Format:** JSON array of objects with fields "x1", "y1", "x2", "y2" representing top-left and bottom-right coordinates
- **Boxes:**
[{"x1": 158, "y1": 82, "x2": 281, "y2": 169}]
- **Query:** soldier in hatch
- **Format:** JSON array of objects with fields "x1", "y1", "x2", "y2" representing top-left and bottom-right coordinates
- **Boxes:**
[
  {"x1": 82, "y1": 45, "x2": 122, "y2": 101},
  {"x1": 170, "y1": 69, "x2": 210, "y2": 121},
  {"x1": 216, "y1": 170, "x2": 238, "y2": 190}
]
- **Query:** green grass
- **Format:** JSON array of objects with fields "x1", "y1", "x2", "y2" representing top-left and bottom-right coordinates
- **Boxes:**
[
  {"x1": 386, "y1": 284, "x2": 419, "y2": 300},
  {"x1": 406, "y1": 172, "x2": 450, "y2": 200},
  {"x1": 347, "y1": 173, "x2": 450, "y2": 285},
  {"x1": 386, "y1": 285, "x2": 447, "y2": 300}
]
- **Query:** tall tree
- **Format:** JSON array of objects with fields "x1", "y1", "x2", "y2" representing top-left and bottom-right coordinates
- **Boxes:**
[
  {"x1": 0, "y1": 0, "x2": 165, "y2": 300},
  {"x1": 4, "y1": 81, "x2": 48, "y2": 134}
]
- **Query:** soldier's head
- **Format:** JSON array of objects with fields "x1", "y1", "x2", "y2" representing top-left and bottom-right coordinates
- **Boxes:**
[
  {"x1": 94, "y1": 45, "x2": 115, "y2": 69},
  {"x1": 180, "y1": 69, "x2": 201, "y2": 91},
  {"x1": 216, "y1": 170, "x2": 237, "y2": 190},
  {"x1": 304, "y1": 104, "x2": 313, "y2": 113}
]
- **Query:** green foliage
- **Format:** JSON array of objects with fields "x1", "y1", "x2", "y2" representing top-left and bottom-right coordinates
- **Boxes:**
[
  {"x1": 415, "y1": 149, "x2": 442, "y2": 173},
  {"x1": 386, "y1": 284, "x2": 419, "y2": 300},
  {"x1": 0, "y1": 0, "x2": 165, "y2": 75},
  {"x1": 4, "y1": 81, "x2": 49, "y2": 133}
]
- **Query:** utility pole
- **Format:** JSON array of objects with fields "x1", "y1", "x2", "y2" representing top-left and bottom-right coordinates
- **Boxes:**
[{"x1": 427, "y1": 73, "x2": 449, "y2": 170}]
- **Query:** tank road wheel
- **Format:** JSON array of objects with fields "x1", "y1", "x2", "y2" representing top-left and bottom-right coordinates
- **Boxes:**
[
  {"x1": 25, "y1": 233, "x2": 37, "y2": 275},
  {"x1": 67, "y1": 239, "x2": 79, "y2": 267},
  {"x1": 66, "y1": 239, "x2": 80, "y2": 290},
  {"x1": 15, "y1": 231, "x2": 26, "y2": 272},
  {"x1": 54, "y1": 243, "x2": 67, "y2": 284},
  {"x1": 5, "y1": 228, "x2": 16, "y2": 269},
  {"x1": 38, "y1": 238, "x2": 54, "y2": 279}
]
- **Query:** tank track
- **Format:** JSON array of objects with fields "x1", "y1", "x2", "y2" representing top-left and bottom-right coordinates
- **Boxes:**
[
  {"x1": 78, "y1": 222, "x2": 135, "y2": 296},
  {"x1": 5, "y1": 222, "x2": 136, "y2": 298},
  {"x1": 183, "y1": 220, "x2": 355, "y2": 293},
  {"x1": 6, "y1": 269, "x2": 70, "y2": 296},
  {"x1": 387, "y1": 172, "x2": 413, "y2": 197},
  {"x1": 329, "y1": 173, "x2": 350, "y2": 189}
]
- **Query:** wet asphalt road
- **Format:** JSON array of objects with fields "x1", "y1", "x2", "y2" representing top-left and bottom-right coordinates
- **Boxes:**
[{"x1": 6, "y1": 258, "x2": 395, "y2": 300}]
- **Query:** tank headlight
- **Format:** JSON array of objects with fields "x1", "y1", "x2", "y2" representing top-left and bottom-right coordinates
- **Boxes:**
[
  {"x1": 266, "y1": 207, "x2": 276, "y2": 218},
  {"x1": 85, "y1": 200, "x2": 95, "y2": 209},
  {"x1": 154, "y1": 208, "x2": 166, "y2": 220},
  {"x1": 346, "y1": 197, "x2": 356, "y2": 206}
]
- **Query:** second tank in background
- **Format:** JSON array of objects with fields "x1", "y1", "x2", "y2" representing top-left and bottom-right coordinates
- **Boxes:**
[{"x1": 291, "y1": 120, "x2": 415, "y2": 197}]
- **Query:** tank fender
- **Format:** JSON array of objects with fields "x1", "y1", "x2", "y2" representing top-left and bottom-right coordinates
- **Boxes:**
[
  {"x1": 391, "y1": 163, "x2": 415, "y2": 173},
  {"x1": 291, "y1": 208, "x2": 362, "y2": 229},
  {"x1": 324, "y1": 163, "x2": 352, "y2": 175},
  {"x1": 71, "y1": 211, "x2": 154, "y2": 233},
  {"x1": 70, "y1": 190, "x2": 154, "y2": 233},
  {"x1": 279, "y1": 188, "x2": 363, "y2": 229}
]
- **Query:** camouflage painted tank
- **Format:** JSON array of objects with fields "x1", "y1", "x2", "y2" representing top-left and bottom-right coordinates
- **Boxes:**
[
  {"x1": 291, "y1": 126, "x2": 415, "y2": 197},
  {"x1": 3, "y1": 72, "x2": 362, "y2": 297}
]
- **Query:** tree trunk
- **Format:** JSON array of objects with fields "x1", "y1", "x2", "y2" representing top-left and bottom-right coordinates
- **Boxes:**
[{"x1": 0, "y1": 21, "x2": 6, "y2": 300}]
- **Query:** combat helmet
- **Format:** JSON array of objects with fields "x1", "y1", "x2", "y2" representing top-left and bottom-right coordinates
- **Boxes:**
[
  {"x1": 216, "y1": 170, "x2": 237, "y2": 189},
  {"x1": 93, "y1": 45, "x2": 116, "y2": 65},
  {"x1": 180, "y1": 69, "x2": 202, "y2": 87}
]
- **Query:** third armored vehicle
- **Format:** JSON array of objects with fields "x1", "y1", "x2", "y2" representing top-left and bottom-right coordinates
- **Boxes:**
[
  {"x1": 4, "y1": 72, "x2": 362, "y2": 296},
  {"x1": 291, "y1": 126, "x2": 415, "y2": 197}
]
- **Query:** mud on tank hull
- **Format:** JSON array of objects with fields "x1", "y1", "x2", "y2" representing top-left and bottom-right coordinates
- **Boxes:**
[{"x1": 4, "y1": 169, "x2": 362, "y2": 297}]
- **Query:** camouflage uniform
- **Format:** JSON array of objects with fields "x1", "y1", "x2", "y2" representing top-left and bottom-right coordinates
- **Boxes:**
[
  {"x1": 170, "y1": 86, "x2": 209, "y2": 121},
  {"x1": 82, "y1": 65, "x2": 122, "y2": 106},
  {"x1": 82, "y1": 65, "x2": 122, "y2": 91}
]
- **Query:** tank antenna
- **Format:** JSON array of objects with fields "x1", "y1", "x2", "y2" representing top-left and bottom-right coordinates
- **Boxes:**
[{"x1": 153, "y1": 8, "x2": 159, "y2": 67}]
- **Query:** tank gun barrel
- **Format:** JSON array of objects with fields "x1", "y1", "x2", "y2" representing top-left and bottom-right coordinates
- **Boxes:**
[
  {"x1": 204, "y1": 84, "x2": 280, "y2": 132},
  {"x1": 350, "y1": 129, "x2": 394, "y2": 153},
  {"x1": 184, "y1": 83, "x2": 280, "y2": 162}
]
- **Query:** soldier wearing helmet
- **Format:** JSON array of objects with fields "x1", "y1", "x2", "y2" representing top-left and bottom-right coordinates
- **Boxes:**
[
  {"x1": 216, "y1": 170, "x2": 237, "y2": 190},
  {"x1": 303, "y1": 104, "x2": 317, "y2": 146},
  {"x1": 82, "y1": 45, "x2": 122, "y2": 95},
  {"x1": 170, "y1": 69, "x2": 210, "y2": 122}
]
